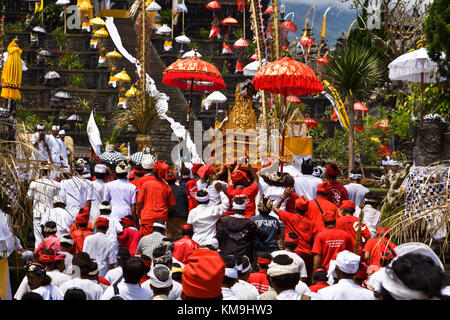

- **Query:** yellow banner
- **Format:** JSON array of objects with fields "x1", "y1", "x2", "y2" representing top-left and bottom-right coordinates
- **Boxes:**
[
  {"x1": 34, "y1": 0, "x2": 44, "y2": 14},
  {"x1": 282, "y1": 137, "x2": 313, "y2": 156},
  {"x1": 0, "y1": 259, "x2": 8, "y2": 299}
]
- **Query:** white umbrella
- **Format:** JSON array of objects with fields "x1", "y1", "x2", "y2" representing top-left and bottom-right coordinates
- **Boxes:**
[
  {"x1": 38, "y1": 49, "x2": 52, "y2": 56},
  {"x1": 205, "y1": 91, "x2": 227, "y2": 104},
  {"x1": 32, "y1": 26, "x2": 47, "y2": 34},
  {"x1": 388, "y1": 47, "x2": 445, "y2": 123},
  {"x1": 175, "y1": 2, "x2": 188, "y2": 13},
  {"x1": 175, "y1": 34, "x2": 190, "y2": 53},
  {"x1": 55, "y1": 91, "x2": 72, "y2": 99},
  {"x1": 146, "y1": 1, "x2": 161, "y2": 12},
  {"x1": 44, "y1": 71, "x2": 60, "y2": 80},
  {"x1": 205, "y1": 91, "x2": 227, "y2": 123},
  {"x1": 156, "y1": 24, "x2": 172, "y2": 36},
  {"x1": 175, "y1": 34, "x2": 190, "y2": 44},
  {"x1": 388, "y1": 48, "x2": 442, "y2": 83},
  {"x1": 67, "y1": 114, "x2": 83, "y2": 123},
  {"x1": 182, "y1": 50, "x2": 202, "y2": 59},
  {"x1": 243, "y1": 58, "x2": 267, "y2": 76}
]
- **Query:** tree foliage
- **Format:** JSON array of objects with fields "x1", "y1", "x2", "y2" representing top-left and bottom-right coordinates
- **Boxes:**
[{"x1": 423, "y1": 0, "x2": 450, "y2": 77}]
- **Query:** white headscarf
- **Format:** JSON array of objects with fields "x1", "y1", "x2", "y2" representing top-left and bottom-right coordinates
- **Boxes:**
[{"x1": 380, "y1": 242, "x2": 444, "y2": 300}]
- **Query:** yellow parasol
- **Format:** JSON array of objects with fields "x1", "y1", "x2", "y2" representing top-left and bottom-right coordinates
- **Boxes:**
[
  {"x1": 114, "y1": 69, "x2": 131, "y2": 83},
  {"x1": 79, "y1": 0, "x2": 93, "y2": 18},
  {"x1": 1, "y1": 38, "x2": 23, "y2": 100},
  {"x1": 125, "y1": 85, "x2": 140, "y2": 98},
  {"x1": 93, "y1": 27, "x2": 109, "y2": 38},
  {"x1": 106, "y1": 49, "x2": 123, "y2": 59},
  {"x1": 90, "y1": 16, "x2": 106, "y2": 27}
]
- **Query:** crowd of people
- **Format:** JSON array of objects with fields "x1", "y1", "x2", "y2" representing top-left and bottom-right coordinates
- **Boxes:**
[{"x1": 0, "y1": 132, "x2": 449, "y2": 301}]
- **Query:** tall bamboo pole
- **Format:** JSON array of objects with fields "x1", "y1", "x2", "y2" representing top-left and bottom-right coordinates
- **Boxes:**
[
  {"x1": 273, "y1": 0, "x2": 279, "y2": 60},
  {"x1": 141, "y1": 0, "x2": 146, "y2": 110}
]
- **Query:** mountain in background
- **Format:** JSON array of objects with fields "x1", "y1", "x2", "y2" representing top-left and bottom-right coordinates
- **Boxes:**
[{"x1": 282, "y1": 2, "x2": 357, "y2": 49}]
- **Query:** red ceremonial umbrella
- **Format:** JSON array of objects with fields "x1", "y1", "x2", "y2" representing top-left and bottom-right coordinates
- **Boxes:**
[
  {"x1": 233, "y1": 37, "x2": 249, "y2": 49},
  {"x1": 163, "y1": 56, "x2": 225, "y2": 156},
  {"x1": 280, "y1": 20, "x2": 298, "y2": 32},
  {"x1": 206, "y1": 0, "x2": 221, "y2": 11},
  {"x1": 287, "y1": 96, "x2": 301, "y2": 104},
  {"x1": 221, "y1": 16, "x2": 239, "y2": 38},
  {"x1": 300, "y1": 36, "x2": 315, "y2": 48},
  {"x1": 353, "y1": 101, "x2": 368, "y2": 112},
  {"x1": 221, "y1": 16, "x2": 238, "y2": 26},
  {"x1": 264, "y1": 5, "x2": 274, "y2": 15},
  {"x1": 253, "y1": 57, "x2": 324, "y2": 172},
  {"x1": 317, "y1": 54, "x2": 330, "y2": 66},
  {"x1": 305, "y1": 117, "x2": 318, "y2": 128}
]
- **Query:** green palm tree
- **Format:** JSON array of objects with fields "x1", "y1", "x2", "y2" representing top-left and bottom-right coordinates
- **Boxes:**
[{"x1": 324, "y1": 44, "x2": 384, "y2": 173}]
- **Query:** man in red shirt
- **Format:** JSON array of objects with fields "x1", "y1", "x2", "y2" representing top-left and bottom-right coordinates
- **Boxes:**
[
  {"x1": 325, "y1": 163, "x2": 349, "y2": 207},
  {"x1": 226, "y1": 160, "x2": 259, "y2": 218},
  {"x1": 70, "y1": 208, "x2": 93, "y2": 254},
  {"x1": 273, "y1": 189, "x2": 319, "y2": 281},
  {"x1": 173, "y1": 224, "x2": 200, "y2": 264},
  {"x1": 137, "y1": 160, "x2": 176, "y2": 237},
  {"x1": 336, "y1": 200, "x2": 372, "y2": 255},
  {"x1": 185, "y1": 163, "x2": 203, "y2": 212},
  {"x1": 117, "y1": 216, "x2": 141, "y2": 256},
  {"x1": 246, "y1": 254, "x2": 272, "y2": 294},
  {"x1": 363, "y1": 226, "x2": 397, "y2": 267},
  {"x1": 306, "y1": 182, "x2": 339, "y2": 232},
  {"x1": 311, "y1": 210, "x2": 353, "y2": 270},
  {"x1": 134, "y1": 156, "x2": 156, "y2": 192}
]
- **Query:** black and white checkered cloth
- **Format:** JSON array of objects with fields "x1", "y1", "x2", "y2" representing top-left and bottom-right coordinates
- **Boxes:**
[
  {"x1": 130, "y1": 148, "x2": 155, "y2": 167},
  {"x1": 99, "y1": 150, "x2": 126, "y2": 166},
  {"x1": 404, "y1": 165, "x2": 449, "y2": 215}
]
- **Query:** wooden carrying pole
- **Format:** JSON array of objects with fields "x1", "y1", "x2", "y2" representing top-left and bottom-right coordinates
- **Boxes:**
[{"x1": 354, "y1": 203, "x2": 365, "y2": 255}]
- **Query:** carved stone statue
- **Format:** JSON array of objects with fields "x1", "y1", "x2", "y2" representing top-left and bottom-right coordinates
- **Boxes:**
[{"x1": 412, "y1": 119, "x2": 447, "y2": 166}]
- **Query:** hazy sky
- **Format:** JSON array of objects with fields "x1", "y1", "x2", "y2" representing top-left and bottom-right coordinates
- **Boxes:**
[{"x1": 282, "y1": 0, "x2": 352, "y2": 10}]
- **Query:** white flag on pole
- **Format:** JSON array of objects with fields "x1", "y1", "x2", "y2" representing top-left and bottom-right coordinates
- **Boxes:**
[{"x1": 87, "y1": 111, "x2": 102, "y2": 156}]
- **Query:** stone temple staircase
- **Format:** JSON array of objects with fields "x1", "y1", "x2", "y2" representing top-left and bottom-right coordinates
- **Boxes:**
[{"x1": 93, "y1": 16, "x2": 191, "y2": 163}]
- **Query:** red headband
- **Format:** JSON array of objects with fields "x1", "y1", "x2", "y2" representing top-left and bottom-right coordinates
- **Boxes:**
[
  {"x1": 39, "y1": 253, "x2": 56, "y2": 263},
  {"x1": 181, "y1": 224, "x2": 193, "y2": 230},
  {"x1": 257, "y1": 257, "x2": 272, "y2": 265},
  {"x1": 314, "y1": 267, "x2": 327, "y2": 273}
]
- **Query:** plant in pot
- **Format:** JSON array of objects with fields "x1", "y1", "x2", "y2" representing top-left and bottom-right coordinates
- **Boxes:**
[{"x1": 113, "y1": 92, "x2": 160, "y2": 152}]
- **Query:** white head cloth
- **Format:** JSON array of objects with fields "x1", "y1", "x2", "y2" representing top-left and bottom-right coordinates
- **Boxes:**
[
  {"x1": 196, "y1": 191, "x2": 209, "y2": 203},
  {"x1": 37, "y1": 124, "x2": 45, "y2": 130},
  {"x1": 379, "y1": 242, "x2": 444, "y2": 300},
  {"x1": 99, "y1": 203, "x2": 111, "y2": 211},
  {"x1": 349, "y1": 173, "x2": 363, "y2": 180},
  {"x1": 232, "y1": 200, "x2": 246, "y2": 211},
  {"x1": 115, "y1": 162, "x2": 128, "y2": 174},
  {"x1": 267, "y1": 255, "x2": 299, "y2": 277},
  {"x1": 142, "y1": 155, "x2": 155, "y2": 170},
  {"x1": 58, "y1": 130, "x2": 65, "y2": 135},
  {"x1": 335, "y1": 250, "x2": 360, "y2": 274},
  {"x1": 149, "y1": 265, "x2": 173, "y2": 288},
  {"x1": 95, "y1": 164, "x2": 107, "y2": 173},
  {"x1": 225, "y1": 266, "x2": 238, "y2": 279},
  {"x1": 153, "y1": 222, "x2": 166, "y2": 229},
  {"x1": 52, "y1": 125, "x2": 60, "y2": 131}
]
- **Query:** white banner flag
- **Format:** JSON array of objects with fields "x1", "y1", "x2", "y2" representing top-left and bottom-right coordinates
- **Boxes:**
[{"x1": 87, "y1": 111, "x2": 102, "y2": 157}]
